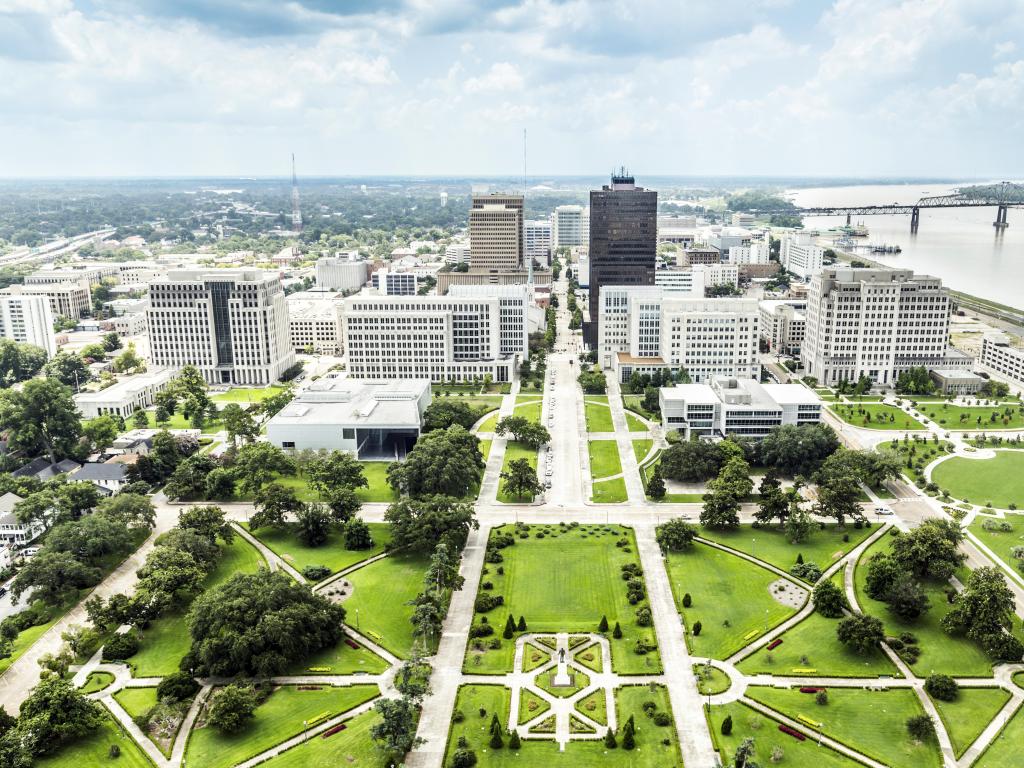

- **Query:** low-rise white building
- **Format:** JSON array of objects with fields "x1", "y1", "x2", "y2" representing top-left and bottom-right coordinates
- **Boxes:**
[
  {"x1": 780, "y1": 233, "x2": 824, "y2": 280},
  {"x1": 0, "y1": 492, "x2": 45, "y2": 546},
  {"x1": 759, "y1": 299, "x2": 807, "y2": 356},
  {"x1": 266, "y1": 377, "x2": 430, "y2": 456},
  {"x1": 659, "y1": 376, "x2": 822, "y2": 440},
  {"x1": 445, "y1": 240, "x2": 471, "y2": 264},
  {"x1": 288, "y1": 297, "x2": 343, "y2": 354},
  {"x1": 371, "y1": 269, "x2": 418, "y2": 295},
  {"x1": 981, "y1": 333, "x2": 1024, "y2": 388},
  {"x1": 113, "y1": 311, "x2": 148, "y2": 337},
  {"x1": 73, "y1": 463, "x2": 129, "y2": 494},
  {"x1": 315, "y1": 256, "x2": 369, "y2": 293},
  {"x1": 74, "y1": 368, "x2": 178, "y2": 420}
]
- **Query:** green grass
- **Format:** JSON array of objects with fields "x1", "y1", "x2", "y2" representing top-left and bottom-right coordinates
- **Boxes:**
[
  {"x1": 584, "y1": 401, "x2": 614, "y2": 432},
  {"x1": 916, "y1": 402, "x2": 1024, "y2": 430},
  {"x1": 513, "y1": 396, "x2": 542, "y2": 424},
  {"x1": 591, "y1": 477, "x2": 628, "y2": 503},
  {"x1": 969, "y1": 516, "x2": 1024, "y2": 572},
  {"x1": 535, "y1": 667, "x2": 589, "y2": 698},
  {"x1": 286, "y1": 635, "x2": 390, "y2": 676},
  {"x1": 588, "y1": 440, "x2": 622, "y2": 479},
  {"x1": 479, "y1": 439, "x2": 492, "y2": 462},
  {"x1": 829, "y1": 403, "x2": 926, "y2": 431},
  {"x1": 34, "y1": 715, "x2": 154, "y2": 768},
  {"x1": 245, "y1": 522, "x2": 390, "y2": 578},
  {"x1": 186, "y1": 684, "x2": 379, "y2": 768},
  {"x1": 576, "y1": 689, "x2": 606, "y2": 725},
  {"x1": 344, "y1": 553, "x2": 431, "y2": 658},
  {"x1": 274, "y1": 462, "x2": 396, "y2": 503},
  {"x1": 446, "y1": 684, "x2": 681, "y2": 767},
  {"x1": 707, "y1": 701, "x2": 862, "y2": 768},
  {"x1": 433, "y1": 393, "x2": 503, "y2": 413},
  {"x1": 256, "y1": 709, "x2": 381, "y2": 768},
  {"x1": 622, "y1": 394, "x2": 658, "y2": 421},
  {"x1": 625, "y1": 412, "x2": 649, "y2": 432},
  {"x1": 131, "y1": 536, "x2": 266, "y2": 676},
  {"x1": 632, "y1": 439, "x2": 653, "y2": 464},
  {"x1": 79, "y1": 671, "x2": 115, "y2": 694},
  {"x1": 746, "y1": 686, "x2": 941, "y2": 768},
  {"x1": 464, "y1": 524, "x2": 661, "y2": 675},
  {"x1": 665, "y1": 542, "x2": 798, "y2": 660},
  {"x1": 211, "y1": 385, "x2": 286, "y2": 403},
  {"x1": 853, "y1": 535, "x2": 997, "y2": 677},
  {"x1": 477, "y1": 412, "x2": 500, "y2": 432},
  {"x1": 497, "y1": 441, "x2": 538, "y2": 503},
  {"x1": 518, "y1": 688, "x2": 551, "y2": 724},
  {"x1": 974, "y1": 698, "x2": 1024, "y2": 767},
  {"x1": 142, "y1": 410, "x2": 223, "y2": 433},
  {"x1": 697, "y1": 523, "x2": 876, "y2": 582},
  {"x1": 932, "y1": 451, "x2": 1024, "y2": 508},
  {"x1": 930, "y1": 687, "x2": 1011, "y2": 758},
  {"x1": 114, "y1": 687, "x2": 159, "y2": 720},
  {"x1": 694, "y1": 665, "x2": 731, "y2": 695}
]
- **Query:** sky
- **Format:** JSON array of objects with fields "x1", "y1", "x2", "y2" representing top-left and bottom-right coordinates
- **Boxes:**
[{"x1": 0, "y1": 0, "x2": 1022, "y2": 178}]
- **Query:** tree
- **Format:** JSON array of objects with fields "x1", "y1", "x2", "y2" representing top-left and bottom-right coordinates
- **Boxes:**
[
  {"x1": 153, "y1": 528, "x2": 220, "y2": 571},
  {"x1": 700, "y1": 456, "x2": 752, "y2": 530},
  {"x1": 11, "y1": 550, "x2": 101, "y2": 604},
  {"x1": 163, "y1": 453, "x2": 217, "y2": 499},
  {"x1": 177, "y1": 504, "x2": 234, "y2": 545},
  {"x1": 721, "y1": 715, "x2": 733, "y2": 735},
  {"x1": 0, "y1": 378, "x2": 82, "y2": 463},
  {"x1": 205, "y1": 467, "x2": 236, "y2": 499},
  {"x1": 13, "y1": 677, "x2": 103, "y2": 755},
  {"x1": 0, "y1": 338, "x2": 46, "y2": 387},
  {"x1": 259, "y1": 388, "x2": 294, "y2": 418},
  {"x1": 45, "y1": 514, "x2": 132, "y2": 566},
  {"x1": 113, "y1": 342, "x2": 144, "y2": 373},
  {"x1": 134, "y1": 546, "x2": 208, "y2": 613},
  {"x1": 102, "y1": 332, "x2": 122, "y2": 352},
  {"x1": 622, "y1": 714, "x2": 635, "y2": 749},
  {"x1": 131, "y1": 408, "x2": 149, "y2": 429},
  {"x1": 387, "y1": 425, "x2": 484, "y2": 498},
  {"x1": 836, "y1": 613, "x2": 884, "y2": 654},
  {"x1": 754, "y1": 471, "x2": 788, "y2": 527},
  {"x1": 758, "y1": 423, "x2": 840, "y2": 476},
  {"x1": 812, "y1": 580, "x2": 848, "y2": 618},
  {"x1": 784, "y1": 497, "x2": 814, "y2": 543},
  {"x1": 906, "y1": 714, "x2": 935, "y2": 741},
  {"x1": 647, "y1": 464, "x2": 666, "y2": 499},
  {"x1": 495, "y1": 416, "x2": 550, "y2": 449},
  {"x1": 385, "y1": 496, "x2": 477, "y2": 552},
  {"x1": 733, "y1": 737, "x2": 757, "y2": 768},
  {"x1": 370, "y1": 696, "x2": 422, "y2": 763},
  {"x1": 233, "y1": 442, "x2": 296, "y2": 496},
  {"x1": 660, "y1": 439, "x2": 725, "y2": 482},
  {"x1": 924, "y1": 674, "x2": 959, "y2": 702},
  {"x1": 250, "y1": 483, "x2": 303, "y2": 530},
  {"x1": 423, "y1": 399, "x2": 479, "y2": 431},
  {"x1": 306, "y1": 452, "x2": 368, "y2": 498},
  {"x1": 185, "y1": 570, "x2": 344, "y2": 676},
  {"x1": 813, "y1": 464, "x2": 863, "y2": 527},
  {"x1": 220, "y1": 403, "x2": 258, "y2": 447},
  {"x1": 208, "y1": 684, "x2": 257, "y2": 733},
  {"x1": 500, "y1": 458, "x2": 543, "y2": 501},
  {"x1": 295, "y1": 502, "x2": 332, "y2": 547},
  {"x1": 82, "y1": 415, "x2": 120, "y2": 452},
  {"x1": 864, "y1": 553, "x2": 904, "y2": 601},
  {"x1": 344, "y1": 518, "x2": 373, "y2": 549},
  {"x1": 887, "y1": 573, "x2": 931, "y2": 620},
  {"x1": 325, "y1": 486, "x2": 362, "y2": 523},
  {"x1": 53, "y1": 481, "x2": 101, "y2": 520},
  {"x1": 942, "y1": 567, "x2": 1021, "y2": 660},
  {"x1": 157, "y1": 671, "x2": 200, "y2": 703},
  {"x1": 890, "y1": 519, "x2": 965, "y2": 581},
  {"x1": 655, "y1": 518, "x2": 697, "y2": 551},
  {"x1": 604, "y1": 728, "x2": 617, "y2": 748},
  {"x1": 895, "y1": 367, "x2": 936, "y2": 396},
  {"x1": 43, "y1": 352, "x2": 91, "y2": 389}
]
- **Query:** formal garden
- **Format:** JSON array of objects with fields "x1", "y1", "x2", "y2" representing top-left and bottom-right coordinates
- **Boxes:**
[
  {"x1": 828, "y1": 402, "x2": 927, "y2": 431},
  {"x1": 930, "y1": 450, "x2": 1024, "y2": 508}
]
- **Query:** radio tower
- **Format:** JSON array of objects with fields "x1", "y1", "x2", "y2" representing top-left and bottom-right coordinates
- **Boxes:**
[
  {"x1": 523, "y1": 128, "x2": 533, "y2": 284},
  {"x1": 290, "y1": 153, "x2": 302, "y2": 232}
]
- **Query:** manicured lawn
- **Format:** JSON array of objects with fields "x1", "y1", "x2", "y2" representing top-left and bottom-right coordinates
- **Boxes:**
[
  {"x1": 829, "y1": 403, "x2": 926, "y2": 431},
  {"x1": 35, "y1": 715, "x2": 153, "y2": 768},
  {"x1": 632, "y1": 439, "x2": 653, "y2": 464},
  {"x1": 591, "y1": 477, "x2": 628, "y2": 503},
  {"x1": 969, "y1": 516, "x2": 1024, "y2": 571},
  {"x1": 477, "y1": 412, "x2": 499, "y2": 432},
  {"x1": 185, "y1": 684, "x2": 380, "y2": 768},
  {"x1": 708, "y1": 701, "x2": 862, "y2": 768},
  {"x1": 513, "y1": 396, "x2": 542, "y2": 424},
  {"x1": 498, "y1": 441, "x2": 538, "y2": 503},
  {"x1": 916, "y1": 402, "x2": 1024, "y2": 430},
  {"x1": 79, "y1": 671, "x2": 115, "y2": 694},
  {"x1": 433, "y1": 393, "x2": 503, "y2": 415},
  {"x1": 114, "y1": 686, "x2": 159, "y2": 720},
  {"x1": 519, "y1": 688, "x2": 551, "y2": 724},
  {"x1": 275, "y1": 461, "x2": 396, "y2": 503},
  {"x1": 932, "y1": 451, "x2": 1024, "y2": 508},
  {"x1": 694, "y1": 664, "x2": 731, "y2": 695},
  {"x1": 211, "y1": 385, "x2": 286, "y2": 403},
  {"x1": 665, "y1": 542, "x2": 798, "y2": 659},
  {"x1": 131, "y1": 536, "x2": 266, "y2": 677},
  {"x1": 746, "y1": 686, "x2": 942, "y2": 768},
  {"x1": 584, "y1": 401, "x2": 614, "y2": 432},
  {"x1": 464, "y1": 524, "x2": 661, "y2": 675},
  {"x1": 344, "y1": 553, "x2": 431, "y2": 658},
  {"x1": 623, "y1": 394, "x2": 658, "y2": 421},
  {"x1": 625, "y1": 412, "x2": 649, "y2": 432},
  {"x1": 930, "y1": 687, "x2": 1011, "y2": 758},
  {"x1": 575, "y1": 688, "x2": 606, "y2": 725},
  {"x1": 258, "y1": 709, "x2": 381, "y2": 767},
  {"x1": 881, "y1": 437, "x2": 951, "y2": 486},
  {"x1": 853, "y1": 535, "x2": 996, "y2": 677},
  {"x1": 588, "y1": 440, "x2": 622, "y2": 479},
  {"x1": 245, "y1": 522, "x2": 390, "y2": 578},
  {"x1": 479, "y1": 439, "x2": 492, "y2": 462},
  {"x1": 287, "y1": 636, "x2": 390, "y2": 676},
  {"x1": 141, "y1": 410, "x2": 223, "y2": 433},
  {"x1": 697, "y1": 523, "x2": 876, "y2": 582},
  {"x1": 974, "y1": 699, "x2": 1024, "y2": 767}
]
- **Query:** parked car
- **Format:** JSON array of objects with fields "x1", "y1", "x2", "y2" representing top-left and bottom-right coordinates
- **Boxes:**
[{"x1": 874, "y1": 506, "x2": 893, "y2": 516}]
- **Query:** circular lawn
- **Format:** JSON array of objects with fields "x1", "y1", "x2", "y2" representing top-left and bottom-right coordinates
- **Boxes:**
[{"x1": 930, "y1": 450, "x2": 1024, "y2": 508}]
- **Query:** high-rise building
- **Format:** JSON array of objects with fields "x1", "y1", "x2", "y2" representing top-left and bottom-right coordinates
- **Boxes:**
[
  {"x1": 802, "y1": 267, "x2": 970, "y2": 387},
  {"x1": 759, "y1": 299, "x2": 807, "y2": 356},
  {"x1": 586, "y1": 171, "x2": 657, "y2": 346},
  {"x1": 553, "y1": 205, "x2": 587, "y2": 248},
  {"x1": 3, "y1": 282, "x2": 91, "y2": 320},
  {"x1": 469, "y1": 194, "x2": 523, "y2": 273},
  {"x1": 0, "y1": 294, "x2": 55, "y2": 356},
  {"x1": 524, "y1": 219, "x2": 553, "y2": 264},
  {"x1": 780, "y1": 233, "x2": 824, "y2": 280},
  {"x1": 147, "y1": 269, "x2": 295, "y2": 385}
]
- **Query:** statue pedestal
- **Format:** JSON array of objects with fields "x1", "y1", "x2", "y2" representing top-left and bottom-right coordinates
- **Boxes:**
[{"x1": 552, "y1": 658, "x2": 572, "y2": 687}]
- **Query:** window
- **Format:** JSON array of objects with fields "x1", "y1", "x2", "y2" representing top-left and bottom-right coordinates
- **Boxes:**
[{"x1": 343, "y1": 428, "x2": 356, "y2": 439}]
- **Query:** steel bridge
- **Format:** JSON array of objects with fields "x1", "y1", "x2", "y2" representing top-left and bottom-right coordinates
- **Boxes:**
[{"x1": 779, "y1": 181, "x2": 1024, "y2": 232}]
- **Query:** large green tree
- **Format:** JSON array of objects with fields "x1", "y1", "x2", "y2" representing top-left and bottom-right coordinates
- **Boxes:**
[
  {"x1": 500, "y1": 457, "x2": 543, "y2": 501},
  {"x1": 387, "y1": 425, "x2": 483, "y2": 498},
  {"x1": 0, "y1": 378, "x2": 82, "y2": 463},
  {"x1": 422, "y1": 399, "x2": 480, "y2": 432},
  {"x1": 306, "y1": 452, "x2": 368, "y2": 498},
  {"x1": 659, "y1": 440, "x2": 725, "y2": 483},
  {"x1": 699, "y1": 455, "x2": 752, "y2": 530},
  {"x1": 758, "y1": 423, "x2": 839, "y2": 477},
  {"x1": 942, "y1": 567, "x2": 1023, "y2": 661},
  {"x1": 384, "y1": 495, "x2": 477, "y2": 552},
  {"x1": 233, "y1": 442, "x2": 296, "y2": 496},
  {"x1": 890, "y1": 519, "x2": 965, "y2": 581},
  {"x1": 250, "y1": 483, "x2": 303, "y2": 530},
  {"x1": 0, "y1": 339, "x2": 47, "y2": 388},
  {"x1": 43, "y1": 352, "x2": 90, "y2": 389}
]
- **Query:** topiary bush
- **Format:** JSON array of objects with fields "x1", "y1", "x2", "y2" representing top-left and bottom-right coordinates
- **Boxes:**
[{"x1": 102, "y1": 630, "x2": 140, "y2": 661}]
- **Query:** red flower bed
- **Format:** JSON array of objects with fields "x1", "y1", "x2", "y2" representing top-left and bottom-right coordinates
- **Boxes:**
[
  {"x1": 297, "y1": 685, "x2": 322, "y2": 691},
  {"x1": 345, "y1": 638, "x2": 360, "y2": 649},
  {"x1": 322, "y1": 723, "x2": 348, "y2": 739},
  {"x1": 766, "y1": 639, "x2": 783, "y2": 650},
  {"x1": 799, "y1": 687, "x2": 822, "y2": 694},
  {"x1": 779, "y1": 724, "x2": 806, "y2": 741}
]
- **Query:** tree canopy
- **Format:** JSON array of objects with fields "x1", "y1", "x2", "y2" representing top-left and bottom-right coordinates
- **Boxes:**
[
  {"x1": 758, "y1": 423, "x2": 840, "y2": 477},
  {"x1": 384, "y1": 495, "x2": 477, "y2": 552},
  {"x1": 0, "y1": 377, "x2": 82, "y2": 463},
  {"x1": 387, "y1": 425, "x2": 483, "y2": 498}
]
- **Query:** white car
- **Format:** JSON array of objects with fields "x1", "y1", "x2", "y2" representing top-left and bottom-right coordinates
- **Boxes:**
[{"x1": 874, "y1": 506, "x2": 893, "y2": 516}]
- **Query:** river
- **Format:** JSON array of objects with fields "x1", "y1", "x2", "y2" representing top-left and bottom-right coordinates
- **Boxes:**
[{"x1": 787, "y1": 182, "x2": 1024, "y2": 310}]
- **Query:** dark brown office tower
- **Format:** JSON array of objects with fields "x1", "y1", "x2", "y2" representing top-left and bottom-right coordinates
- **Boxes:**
[{"x1": 584, "y1": 170, "x2": 657, "y2": 347}]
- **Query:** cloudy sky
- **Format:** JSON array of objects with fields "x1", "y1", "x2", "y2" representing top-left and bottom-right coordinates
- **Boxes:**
[{"x1": 1, "y1": 0, "x2": 1022, "y2": 178}]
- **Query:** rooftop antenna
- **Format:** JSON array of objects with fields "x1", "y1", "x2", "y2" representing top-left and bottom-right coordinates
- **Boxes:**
[{"x1": 291, "y1": 153, "x2": 302, "y2": 232}]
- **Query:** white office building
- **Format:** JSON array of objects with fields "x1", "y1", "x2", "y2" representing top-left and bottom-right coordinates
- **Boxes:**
[
  {"x1": 371, "y1": 269, "x2": 418, "y2": 295},
  {"x1": 525, "y1": 219, "x2": 553, "y2": 264},
  {"x1": 0, "y1": 294, "x2": 55, "y2": 356},
  {"x1": 553, "y1": 205, "x2": 587, "y2": 248},
  {"x1": 74, "y1": 368, "x2": 179, "y2": 420},
  {"x1": 655, "y1": 264, "x2": 739, "y2": 295},
  {"x1": 445, "y1": 239, "x2": 471, "y2": 264},
  {"x1": 3, "y1": 282, "x2": 91, "y2": 320},
  {"x1": 315, "y1": 256, "x2": 369, "y2": 293},
  {"x1": 780, "y1": 233, "x2": 824, "y2": 280},
  {"x1": 266, "y1": 377, "x2": 430, "y2": 456},
  {"x1": 981, "y1": 333, "x2": 1024, "y2": 389},
  {"x1": 147, "y1": 269, "x2": 295, "y2": 386},
  {"x1": 288, "y1": 298, "x2": 343, "y2": 354},
  {"x1": 598, "y1": 287, "x2": 759, "y2": 383},
  {"x1": 759, "y1": 299, "x2": 807, "y2": 356},
  {"x1": 659, "y1": 376, "x2": 822, "y2": 440},
  {"x1": 802, "y1": 267, "x2": 968, "y2": 387},
  {"x1": 26, "y1": 264, "x2": 119, "y2": 287}
]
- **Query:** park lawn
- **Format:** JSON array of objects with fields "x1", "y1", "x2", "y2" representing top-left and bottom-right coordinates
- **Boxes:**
[
  {"x1": 286, "y1": 635, "x2": 390, "y2": 676},
  {"x1": 746, "y1": 686, "x2": 942, "y2": 768},
  {"x1": 707, "y1": 701, "x2": 862, "y2": 768},
  {"x1": 575, "y1": 689, "x2": 606, "y2": 725},
  {"x1": 498, "y1": 441, "x2": 539, "y2": 503},
  {"x1": 257, "y1": 709, "x2": 381, "y2": 767},
  {"x1": 930, "y1": 687, "x2": 1011, "y2": 758},
  {"x1": 186, "y1": 684, "x2": 380, "y2": 768},
  {"x1": 245, "y1": 522, "x2": 390, "y2": 578},
  {"x1": 584, "y1": 401, "x2": 614, "y2": 432},
  {"x1": 829, "y1": 403, "x2": 926, "y2": 431},
  {"x1": 513, "y1": 396, "x2": 542, "y2": 424},
  {"x1": 622, "y1": 394, "x2": 658, "y2": 421},
  {"x1": 665, "y1": 542, "x2": 798, "y2": 660},
  {"x1": 974, "y1": 699, "x2": 1024, "y2": 768},
  {"x1": 80, "y1": 671, "x2": 115, "y2": 694},
  {"x1": 477, "y1": 412, "x2": 500, "y2": 432},
  {"x1": 917, "y1": 403, "x2": 1024, "y2": 430},
  {"x1": 625, "y1": 412, "x2": 649, "y2": 432},
  {"x1": 694, "y1": 664, "x2": 731, "y2": 695},
  {"x1": 211, "y1": 385, "x2": 286, "y2": 403},
  {"x1": 464, "y1": 524, "x2": 661, "y2": 676},
  {"x1": 34, "y1": 715, "x2": 153, "y2": 768},
  {"x1": 479, "y1": 439, "x2": 492, "y2": 462},
  {"x1": 114, "y1": 687, "x2": 159, "y2": 721},
  {"x1": 932, "y1": 451, "x2": 1024, "y2": 508},
  {"x1": 737, "y1": 611, "x2": 900, "y2": 678},
  {"x1": 588, "y1": 440, "x2": 622, "y2": 479},
  {"x1": 344, "y1": 553, "x2": 431, "y2": 658},
  {"x1": 142, "y1": 410, "x2": 223, "y2": 433},
  {"x1": 519, "y1": 688, "x2": 551, "y2": 724},
  {"x1": 854, "y1": 535, "x2": 996, "y2": 677},
  {"x1": 591, "y1": 478, "x2": 628, "y2": 503},
  {"x1": 696, "y1": 523, "x2": 877, "y2": 582},
  {"x1": 632, "y1": 439, "x2": 653, "y2": 464},
  {"x1": 446, "y1": 684, "x2": 680, "y2": 767},
  {"x1": 433, "y1": 393, "x2": 504, "y2": 414},
  {"x1": 968, "y1": 516, "x2": 1024, "y2": 571},
  {"x1": 274, "y1": 462, "x2": 397, "y2": 503},
  {"x1": 131, "y1": 536, "x2": 266, "y2": 676}
]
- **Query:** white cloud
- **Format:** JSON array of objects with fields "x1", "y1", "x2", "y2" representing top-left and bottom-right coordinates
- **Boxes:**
[{"x1": 463, "y1": 62, "x2": 524, "y2": 94}]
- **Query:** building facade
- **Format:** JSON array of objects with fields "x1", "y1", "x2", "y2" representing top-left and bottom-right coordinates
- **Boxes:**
[
  {"x1": 3, "y1": 282, "x2": 91, "y2": 320},
  {"x1": 288, "y1": 298, "x2": 343, "y2": 354},
  {"x1": 524, "y1": 219, "x2": 553, "y2": 264},
  {"x1": 759, "y1": 299, "x2": 807, "y2": 356},
  {"x1": 147, "y1": 269, "x2": 294, "y2": 385},
  {"x1": 780, "y1": 234, "x2": 824, "y2": 280},
  {"x1": 553, "y1": 205, "x2": 587, "y2": 248},
  {"x1": 74, "y1": 368, "x2": 179, "y2": 420},
  {"x1": 26, "y1": 264, "x2": 119, "y2": 287},
  {"x1": 371, "y1": 269, "x2": 418, "y2": 296},
  {"x1": 470, "y1": 194, "x2": 524, "y2": 273},
  {"x1": 315, "y1": 256, "x2": 369, "y2": 293},
  {"x1": 981, "y1": 333, "x2": 1024, "y2": 388},
  {"x1": 0, "y1": 294, "x2": 55, "y2": 356}
]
